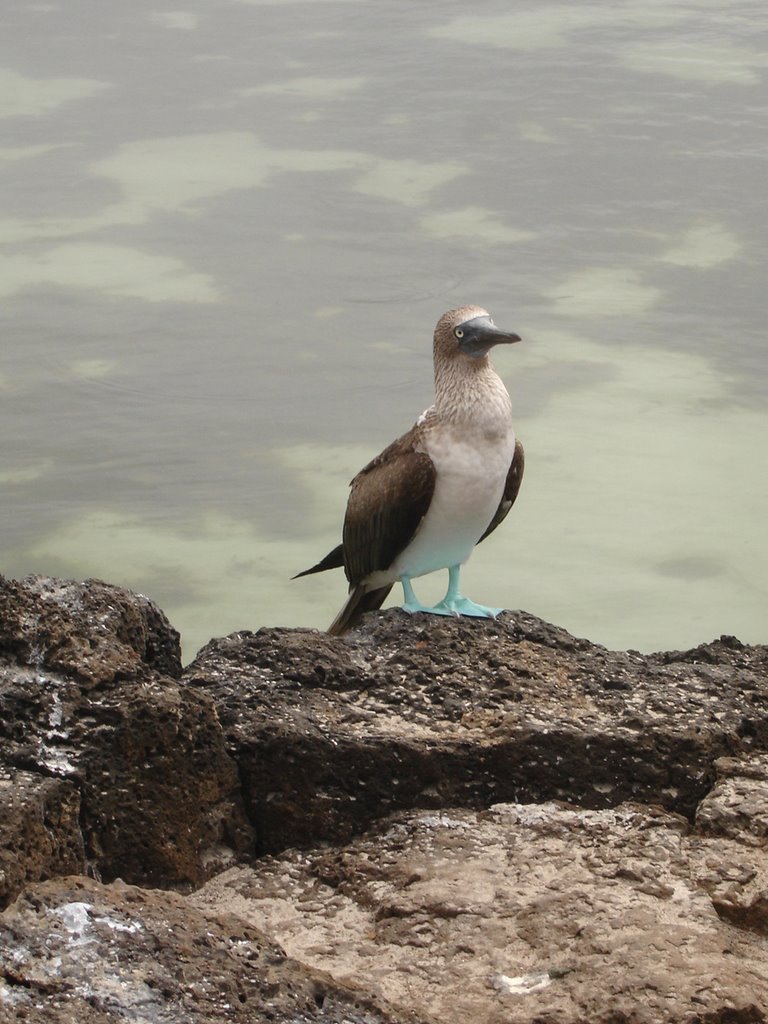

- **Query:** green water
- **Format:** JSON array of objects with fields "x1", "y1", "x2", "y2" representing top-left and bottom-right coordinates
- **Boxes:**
[{"x1": 2, "y1": 0, "x2": 766, "y2": 659}]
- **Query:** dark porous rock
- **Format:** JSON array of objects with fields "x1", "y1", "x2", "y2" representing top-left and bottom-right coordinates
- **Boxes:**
[
  {"x1": 0, "y1": 876, "x2": 421, "y2": 1024},
  {"x1": 185, "y1": 609, "x2": 768, "y2": 853},
  {"x1": 193, "y1": 801, "x2": 768, "y2": 1024},
  {"x1": 2, "y1": 576, "x2": 768, "y2": 1024},
  {"x1": 0, "y1": 770, "x2": 84, "y2": 909},
  {"x1": 0, "y1": 575, "x2": 253, "y2": 902},
  {"x1": 0, "y1": 574, "x2": 182, "y2": 686}
]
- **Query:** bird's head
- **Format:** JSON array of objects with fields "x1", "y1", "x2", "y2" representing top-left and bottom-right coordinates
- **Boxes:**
[{"x1": 434, "y1": 306, "x2": 521, "y2": 363}]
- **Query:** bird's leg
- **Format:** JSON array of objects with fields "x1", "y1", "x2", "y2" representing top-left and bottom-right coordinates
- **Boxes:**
[
  {"x1": 430, "y1": 564, "x2": 504, "y2": 619},
  {"x1": 400, "y1": 575, "x2": 436, "y2": 615},
  {"x1": 401, "y1": 567, "x2": 504, "y2": 619}
]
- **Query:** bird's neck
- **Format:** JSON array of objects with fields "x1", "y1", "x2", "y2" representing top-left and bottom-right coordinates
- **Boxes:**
[{"x1": 433, "y1": 355, "x2": 512, "y2": 427}]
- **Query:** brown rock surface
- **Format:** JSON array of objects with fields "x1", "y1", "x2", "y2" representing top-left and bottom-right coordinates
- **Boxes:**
[
  {"x1": 0, "y1": 770, "x2": 84, "y2": 909},
  {"x1": 0, "y1": 574, "x2": 253, "y2": 900},
  {"x1": 0, "y1": 574, "x2": 181, "y2": 686},
  {"x1": 185, "y1": 610, "x2": 768, "y2": 853},
  {"x1": 696, "y1": 753, "x2": 768, "y2": 846},
  {"x1": 2, "y1": 575, "x2": 768, "y2": 1022},
  {"x1": 192, "y1": 800, "x2": 768, "y2": 1024},
  {"x1": 0, "y1": 876, "x2": 421, "y2": 1023}
]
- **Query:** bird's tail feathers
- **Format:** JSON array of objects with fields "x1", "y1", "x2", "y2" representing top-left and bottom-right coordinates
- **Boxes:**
[
  {"x1": 327, "y1": 583, "x2": 393, "y2": 636},
  {"x1": 292, "y1": 543, "x2": 344, "y2": 579}
]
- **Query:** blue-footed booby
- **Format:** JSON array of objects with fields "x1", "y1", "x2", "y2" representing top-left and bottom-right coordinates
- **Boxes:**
[{"x1": 295, "y1": 305, "x2": 524, "y2": 636}]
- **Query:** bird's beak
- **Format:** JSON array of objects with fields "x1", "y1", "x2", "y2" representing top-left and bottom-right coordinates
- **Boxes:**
[{"x1": 458, "y1": 316, "x2": 522, "y2": 358}]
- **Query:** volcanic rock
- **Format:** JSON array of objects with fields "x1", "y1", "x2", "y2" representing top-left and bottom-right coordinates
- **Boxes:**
[
  {"x1": 0, "y1": 574, "x2": 253, "y2": 900},
  {"x1": 0, "y1": 875, "x2": 421, "y2": 1023},
  {"x1": 2, "y1": 575, "x2": 768, "y2": 1023},
  {"x1": 185, "y1": 610, "x2": 768, "y2": 853},
  {"x1": 192, "y1": 799, "x2": 768, "y2": 1024}
]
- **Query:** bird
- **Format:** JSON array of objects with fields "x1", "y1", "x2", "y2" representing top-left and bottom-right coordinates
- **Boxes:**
[{"x1": 295, "y1": 305, "x2": 524, "y2": 636}]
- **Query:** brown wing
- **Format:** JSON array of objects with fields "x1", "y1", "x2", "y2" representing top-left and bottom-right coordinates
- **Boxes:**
[
  {"x1": 343, "y1": 426, "x2": 436, "y2": 586},
  {"x1": 477, "y1": 438, "x2": 524, "y2": 545}
]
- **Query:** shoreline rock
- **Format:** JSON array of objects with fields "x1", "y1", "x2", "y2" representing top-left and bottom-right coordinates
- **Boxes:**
[
  {"x1": 186, "y1": 610, "x2": 767, "y2": 852},
  {"x1": 0, "y1": 875, "x2": 416, "y2": 1024},
  {"x1": 1, "y1": 573, "x2": 767, "y2": 1023},
  {"x1": 0, "y1": 574, "x2": 253, "y2": 899},
  {"x1": 192, "y1": 799, "x2": 768, "y2": 1023}
]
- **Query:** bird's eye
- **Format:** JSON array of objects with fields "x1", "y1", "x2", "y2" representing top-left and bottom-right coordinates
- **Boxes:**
[{"x1": 454, "y1": 328, "x2": 464, "y2": 339}]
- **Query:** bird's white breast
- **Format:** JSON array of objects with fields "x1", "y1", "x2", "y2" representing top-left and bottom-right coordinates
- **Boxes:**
[{"x1": 389, "y1": 391, "x2": 515, "y2": 581}]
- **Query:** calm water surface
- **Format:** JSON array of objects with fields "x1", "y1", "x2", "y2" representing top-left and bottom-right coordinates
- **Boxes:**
[{"x1": 2, "y1": 0, "x2": 767, "y2": 659}]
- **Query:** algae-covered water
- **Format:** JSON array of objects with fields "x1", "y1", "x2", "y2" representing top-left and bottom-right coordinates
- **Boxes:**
[{"x1": 2, "y1": 0, "x2": 767, "y2": 659}]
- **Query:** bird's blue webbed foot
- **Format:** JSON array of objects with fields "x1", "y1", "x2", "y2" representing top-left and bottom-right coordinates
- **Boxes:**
[
  {"x1": 400, "y1": 567, "x2": 505, "y2": 620},
  {"x1": 430, "y1": 595, "x2": 503, "y2": 619}
]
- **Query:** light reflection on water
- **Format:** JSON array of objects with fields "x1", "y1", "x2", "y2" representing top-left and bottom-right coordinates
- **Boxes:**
[{"x1": 2, "y1": 0, "x2": 766, "y2": 660}]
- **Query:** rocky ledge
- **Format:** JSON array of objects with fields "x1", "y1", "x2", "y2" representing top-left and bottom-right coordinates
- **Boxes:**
[{"x1": 1, "y1": 574, "x2": 767, "y2": 1023}]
